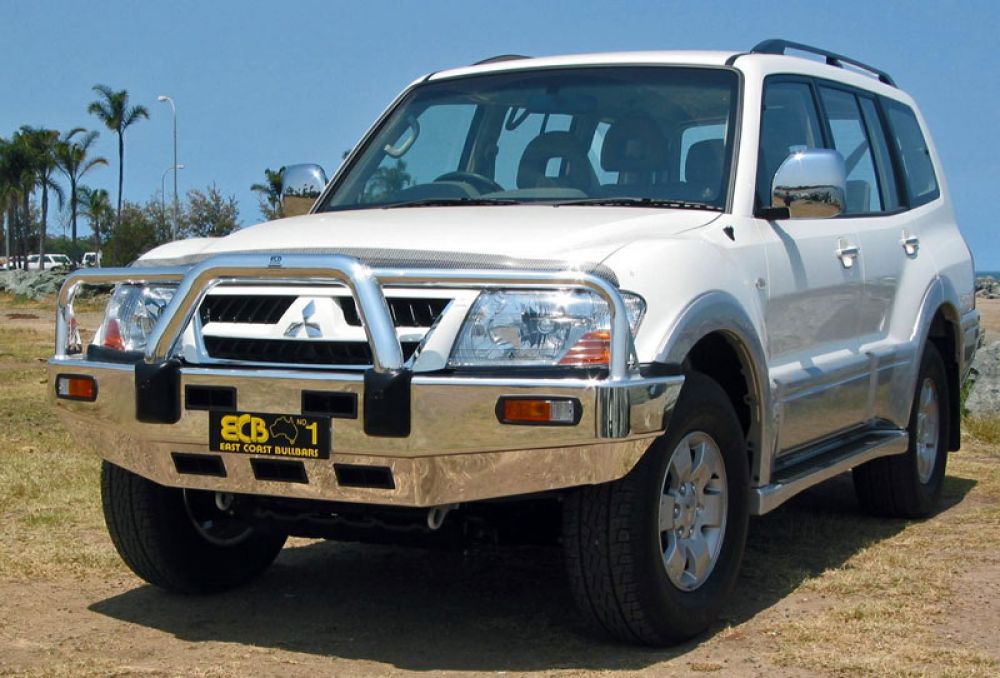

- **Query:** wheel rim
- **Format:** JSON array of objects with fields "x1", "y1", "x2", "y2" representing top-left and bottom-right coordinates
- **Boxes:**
[
  {"x1": 658, "y1": 431, "x2": 728, "y2": 591},
  {"x1": 915, "y1": 377, "x2": 940, "y2": 485},
  {"x1": 183, "y1": 489, "x2": 254, "y2": 546}
]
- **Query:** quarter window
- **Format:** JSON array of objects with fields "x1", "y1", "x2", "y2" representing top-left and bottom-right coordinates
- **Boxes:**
[
  {"x1": 884, "y1": 100, "x2": 940, "y2": 207},
  {"x1": 819, "y1": 87, "x2": 883, "y2": 214}
]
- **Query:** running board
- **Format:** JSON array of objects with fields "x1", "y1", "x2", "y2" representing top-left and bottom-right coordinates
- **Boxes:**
[{"x1": 751, "y1": 429, "x2": 908, "y2": 515}]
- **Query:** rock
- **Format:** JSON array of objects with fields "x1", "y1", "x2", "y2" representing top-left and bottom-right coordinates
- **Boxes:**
[
  {"x1": 965, "y1": 340, "x2": 1000, "y2": 415},
  {"x1": 0, "y1": 269, "x2": 70, "y2": 300},
  {"x1": 976, "y1": 275, "x2": 1000, "y2": 299}
]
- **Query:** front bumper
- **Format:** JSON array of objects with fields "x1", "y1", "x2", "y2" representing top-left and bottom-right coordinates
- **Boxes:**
[{"x1": 49, "y1": 358, "x2": 682, "y2": 506}]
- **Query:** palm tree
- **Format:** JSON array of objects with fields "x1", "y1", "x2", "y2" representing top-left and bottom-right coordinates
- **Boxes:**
[
  {"x1": 87, "y1": 84, "x2": 149, "y2": 223},
  {"x1": 251, "y1": 167, "x2": 283, "y2": 220},
  {"x1": 0, "y1": 134, "x2": 35, "y2": 267},
  {"x1": 18, "y1": 127, "x2": 64, "y2": 269},
  {"x1": 79, "y1": 186, "x2": 113, "y2": 256},
  {"x1": 55, "y1": 128, "x2": 107, "y2": 251}
]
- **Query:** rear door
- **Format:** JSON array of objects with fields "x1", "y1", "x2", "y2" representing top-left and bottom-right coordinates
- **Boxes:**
[{"x1": 755, "y1": 78, "x2": 868, "y2": 453}]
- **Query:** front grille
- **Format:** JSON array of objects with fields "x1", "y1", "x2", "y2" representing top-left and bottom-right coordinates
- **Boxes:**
[
  {"x1": 337, "y1": 298, "x2": 449, "y2": 328},
  {"x1": 203, "y1": 336, "x2": 420, "y2": 366},
  {"x1": 199, "y1": 295, "x2": 296, "y2": 325}
]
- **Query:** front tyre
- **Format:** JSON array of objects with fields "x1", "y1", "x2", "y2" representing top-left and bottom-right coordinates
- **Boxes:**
[
  {"x1": 101, "y1": 462, "x2": 286, "y2": 593},
  {"x1": 563, "y1": 373, "x2": 749, "y2": 645},
  {"x1": 853, "y1": 342, "x2": 950, "y2": 518}
]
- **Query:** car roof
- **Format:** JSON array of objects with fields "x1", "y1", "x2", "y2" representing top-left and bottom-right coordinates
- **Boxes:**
[{"x1": 427, "y1": 49, "x2": 907, "y2": 101}]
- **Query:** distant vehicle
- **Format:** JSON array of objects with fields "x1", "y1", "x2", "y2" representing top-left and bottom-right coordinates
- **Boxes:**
[
  {"x1": 26, "y1": 254, "x2": 73, "y2": 271},
  {"x1": 81, "y1": 252, "x2": 101, "y2": 268}
]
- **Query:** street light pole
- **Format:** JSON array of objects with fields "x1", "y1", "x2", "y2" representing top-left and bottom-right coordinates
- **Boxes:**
[
  {"x1": 157, "y1": 95, "x2": 178, "y2": 239},
  {"x1": 161, "y1": 164, "x2": 184, "y2": 230}
]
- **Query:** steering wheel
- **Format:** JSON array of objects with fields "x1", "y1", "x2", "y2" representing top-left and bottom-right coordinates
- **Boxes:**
[{"x1": 434, "y1": 171, "x2": 504, "y2": 195}]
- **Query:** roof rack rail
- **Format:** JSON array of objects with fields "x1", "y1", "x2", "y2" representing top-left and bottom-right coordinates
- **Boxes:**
[
  {"x1": 751, "y1": 39, "x2": 896, "y2": 87},
  {"x1": 473, "y1": 54, "x2": 531, "y2": 66}
]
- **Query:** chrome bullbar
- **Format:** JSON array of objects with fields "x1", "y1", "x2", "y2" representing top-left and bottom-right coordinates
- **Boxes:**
[{"x1": 50, "y1": 254, "x2": 684, "y2": 506}]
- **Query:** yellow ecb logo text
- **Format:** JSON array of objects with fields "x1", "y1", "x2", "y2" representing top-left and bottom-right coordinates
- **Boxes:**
[{"x1": 220, "y1": 414, "x2": 270, "y2": 444}]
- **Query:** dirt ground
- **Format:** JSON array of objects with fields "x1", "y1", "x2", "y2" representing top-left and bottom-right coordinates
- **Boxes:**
[{"x1": 1, "y1": 295, "x2": 999, "y2": 677}]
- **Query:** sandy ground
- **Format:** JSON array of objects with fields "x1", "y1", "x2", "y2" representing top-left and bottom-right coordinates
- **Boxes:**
[{"x1": 1, "y1": 297, "x2": 998, "y2": 676}]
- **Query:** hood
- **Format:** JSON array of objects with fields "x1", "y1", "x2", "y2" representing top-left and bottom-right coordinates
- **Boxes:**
[{"x1": 137, "y1": 205, "x2": 720, "y2": 271}]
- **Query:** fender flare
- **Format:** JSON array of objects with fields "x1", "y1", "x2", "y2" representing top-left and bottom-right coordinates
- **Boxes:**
[{"x1": 655, "y1": 290, "x2": 775, "y2": 484}]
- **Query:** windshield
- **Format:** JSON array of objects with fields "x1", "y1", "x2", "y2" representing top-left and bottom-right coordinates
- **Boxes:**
[{"x1": 319, "y1": 67, "x2": 739, "y2": 212}]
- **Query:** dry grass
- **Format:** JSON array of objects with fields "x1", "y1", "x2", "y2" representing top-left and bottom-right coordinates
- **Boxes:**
[{"x1": 0, "y1": 298, "x2": 999, "y2": 675}]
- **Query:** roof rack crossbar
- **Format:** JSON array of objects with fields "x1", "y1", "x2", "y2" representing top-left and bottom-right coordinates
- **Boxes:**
[
  {"x1": 751, "y1": 39, "x2": 896, "y2": 87},
  {"x1": 473, "y1": 54, "x2": 531, "y2": 66}
]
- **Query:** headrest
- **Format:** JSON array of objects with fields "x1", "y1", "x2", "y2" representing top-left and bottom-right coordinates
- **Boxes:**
[
  {"x1": 685, "y1": 139, "x2": 724, "y2": 185},
  {"x1": 600, "y1": 116, "x2": 669, "y2": 172},
  {"x1": 517, "y1": 131, "x2": 595, "y2": 191}
]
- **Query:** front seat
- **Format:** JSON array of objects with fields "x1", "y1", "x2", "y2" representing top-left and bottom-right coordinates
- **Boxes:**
[
  {"x1": 517, "y1": 131, "x2": 597, "y2": 193},
  {"x1": 684, "y1": 138, "x2": 725, "y2": 201},
  {"x1": 600, "y1": 115, "x2": 669, "y2": 191}
]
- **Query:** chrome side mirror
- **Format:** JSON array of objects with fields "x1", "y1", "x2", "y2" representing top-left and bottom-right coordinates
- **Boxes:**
[
  {"x1": 281, "y1": 164, "x2": 328, "y2": 218},
  {"x1": 771, "y1": 148, "x2": 846, "y2": 219}
]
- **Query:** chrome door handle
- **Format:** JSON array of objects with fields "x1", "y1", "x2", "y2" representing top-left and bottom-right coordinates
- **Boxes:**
[
  {"x1": 901, "y1": 233, "x2": 920, "y2": 256},
  {"x1": 836, "y1": 240, "x2": 860, "y2": 269}
]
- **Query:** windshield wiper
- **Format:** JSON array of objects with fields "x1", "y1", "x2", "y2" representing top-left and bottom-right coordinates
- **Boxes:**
[
  {"x1": 383, "y1": 197, "x2": 520, "y2": 209},
  {"x1": 551, "y1": 197, "x2": 721, "y2": 211}
]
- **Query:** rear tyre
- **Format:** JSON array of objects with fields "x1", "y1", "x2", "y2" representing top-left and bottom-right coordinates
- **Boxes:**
[
  {"x1": 101, "y1": 461, "x2": 286, "y2": 593},
  {"x1": 563, "y1": 372, "x2": 749, "y2": 645},
  {"x1": 853, "y1": 342, "x2": 950, "y2": 518}
]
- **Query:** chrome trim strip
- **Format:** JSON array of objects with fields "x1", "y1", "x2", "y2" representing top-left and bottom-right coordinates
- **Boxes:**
[{"x1": 751, "y1": 429, "x2": 907, "y2": 515}]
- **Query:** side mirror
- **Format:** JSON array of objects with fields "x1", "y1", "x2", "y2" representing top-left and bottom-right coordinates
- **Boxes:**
[
  {"x1": 769, "y1": 148, "x2": 846, "y2": 219},
  {"x1": 280, "y1": 164, "x2": 328, "y2": 218}
]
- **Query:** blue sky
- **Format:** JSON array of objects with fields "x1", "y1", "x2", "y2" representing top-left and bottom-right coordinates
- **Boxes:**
[{"x1": 4, "y1": 1, "x2": 999, "y2": 267}]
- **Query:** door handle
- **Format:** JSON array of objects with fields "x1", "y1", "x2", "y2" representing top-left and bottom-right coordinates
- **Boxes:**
[
  {"x1": 901, "y1": 233, "x2": 920, "y2": 256},
  {"x1": 836, "y1": 239, "x2": 860, "y2": 269}
]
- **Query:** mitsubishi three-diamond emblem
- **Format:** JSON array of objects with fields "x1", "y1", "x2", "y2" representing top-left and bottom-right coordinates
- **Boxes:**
[{"x1": 284, "y1": 300, "x2": 323, "y2": 338}]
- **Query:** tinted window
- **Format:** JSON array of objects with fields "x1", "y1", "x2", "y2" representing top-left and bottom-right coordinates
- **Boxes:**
[
  {"x1": 858, "y1": 96, "x2": 901, "y2": 210},
  {"x1": 884, "y1": 100, "x2": 939, "y2": 207},
  {"x1": 819, "y1": 87, "x2": 882, "y2": 214},
  {"x1": 757, "y1": 81, "x2": 825, "y2": 207}
]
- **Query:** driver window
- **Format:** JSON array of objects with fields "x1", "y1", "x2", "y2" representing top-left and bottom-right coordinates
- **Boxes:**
[
  {"x1": 757, "y1": 81, "x2": 824, "y2": 208},
  {"x1": 819, "y1": 87, "x2": 884, "y2": 214},
  {"x1": 361, "y1": 104, "x2": 476, "y2": 203}
]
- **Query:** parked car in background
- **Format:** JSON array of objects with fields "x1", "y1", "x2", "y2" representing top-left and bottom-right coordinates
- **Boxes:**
[
  {"x1": 26, "y1": 254, "x2": 73, "y2": 270},
  {"x1": 81, "y1": 251, "x2": 101, "y2": 268}
]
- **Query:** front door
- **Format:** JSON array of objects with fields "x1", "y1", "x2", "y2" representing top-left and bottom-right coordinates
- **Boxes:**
[{"x1": 755, "y1": 78, "x2": 869, "y2": 454}]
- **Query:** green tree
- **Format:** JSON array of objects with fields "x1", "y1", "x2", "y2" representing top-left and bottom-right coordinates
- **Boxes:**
[
  {"x1": 251, "y1": 167, "x2": 283, "y2": 221},
  {"x1": 79, "y1": 186, "x2": 113, "y2": 257},
  {"x1": 87, "y1": 84, "x2": 149, "y2": 223},
  {"x1": 55, "y1": 128, "x2": 107, "y2": 253},
  {"x1": 104, "y1": 201, "x2": 158, "y2": 266},
  {"x1": 17, "y1": 127, "x2": 65, "y2": 268},
  {"x1": 184, "y1": 184, "x2": 240, "y2": 237}
]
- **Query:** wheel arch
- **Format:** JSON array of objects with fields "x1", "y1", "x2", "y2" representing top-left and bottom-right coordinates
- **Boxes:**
[
  {"x1": 913, "y1": 277, "x2": 963, "y2": 452},
  {"x1": 656, "y1": 291, "x2": 773, "y2": 485}
]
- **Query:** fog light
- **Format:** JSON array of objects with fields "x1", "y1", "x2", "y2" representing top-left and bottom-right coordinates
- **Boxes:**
[
  {"x1": 497, "y1": 397, "x2": 580, "y2": 426},
  {"x1": 55, "y1": 375, "x2": 97, "y2": 401}
]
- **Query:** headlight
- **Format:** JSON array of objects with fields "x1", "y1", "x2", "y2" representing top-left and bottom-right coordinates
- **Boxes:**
[
  {"x1": 448, "y1": 289, "x2": 645, "y2": 368},
  {"x1": 98, "y1": 284, "x2": 177, "y2": 351}
]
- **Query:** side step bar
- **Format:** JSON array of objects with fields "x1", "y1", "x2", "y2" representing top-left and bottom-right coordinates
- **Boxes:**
[{"x1": 751, "y1": 429, "x2": 908, "y2": 515}]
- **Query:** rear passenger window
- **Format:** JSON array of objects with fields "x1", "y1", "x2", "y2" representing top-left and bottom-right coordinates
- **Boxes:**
[
  {"x1": 884, "y1": 100, "x2": 940, "y2": 207},
  {"x1": 757, "y1": 81, "x2": 825, "y2": 208},
  {"x1": 819, "y1": 87, "x2": 883, "y2": 214},
  {"x1": 858, "y1": 96, "x2": 901, "y2": 211}
]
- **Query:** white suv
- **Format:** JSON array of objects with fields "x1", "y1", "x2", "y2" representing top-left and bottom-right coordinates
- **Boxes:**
[{"x1": 49, "y1": 39, "x2": 979, "y2": 645}]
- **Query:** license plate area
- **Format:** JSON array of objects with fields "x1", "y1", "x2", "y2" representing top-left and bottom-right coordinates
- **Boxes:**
[{"x1": 209, "y1": 411, "x2": 331, "y2": 459}]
